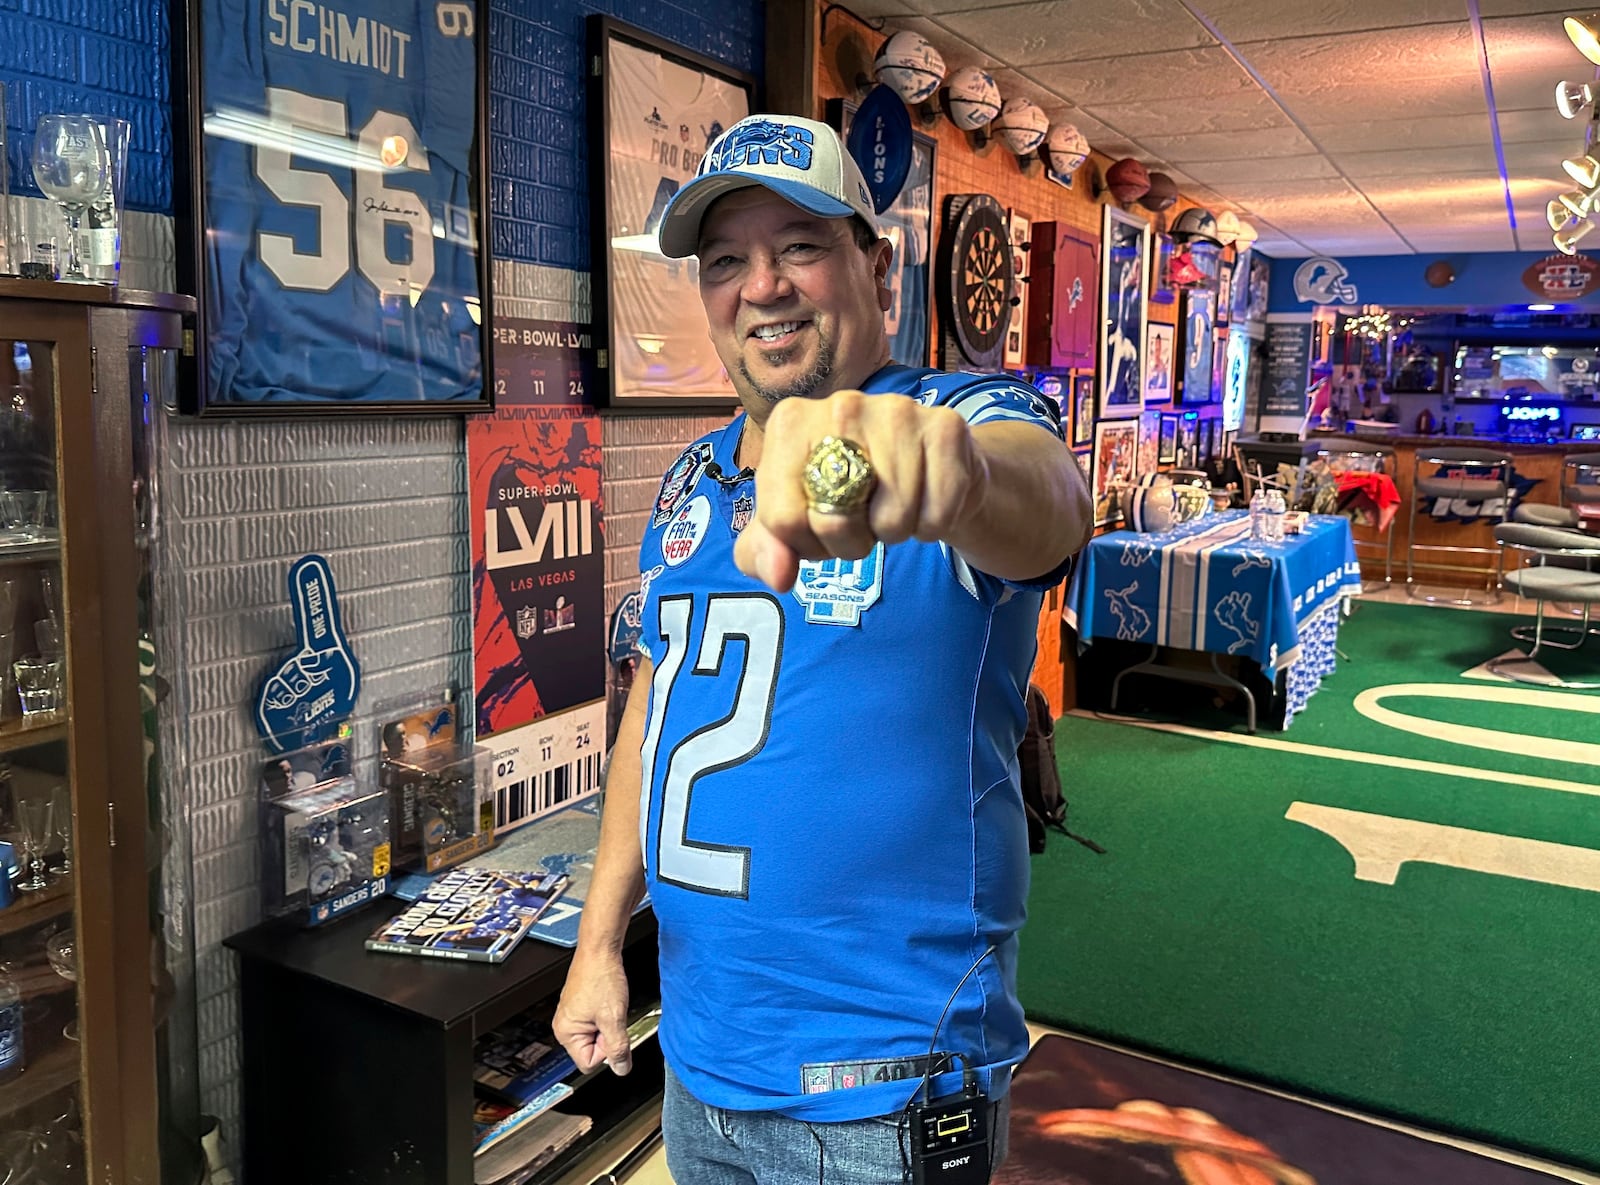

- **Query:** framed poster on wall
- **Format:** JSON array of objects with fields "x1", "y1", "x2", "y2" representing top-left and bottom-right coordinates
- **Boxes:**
[
  {"x1": 1178, "y1": 288, "x2": 1216, "y2": 405},
  {"x1": 172, "y1": 0, "x2": 493, "y2": 414},
  {"x1": 588, "y1": 17, "x2": 755, "y2": 409},
  {"x1": 1099, "y1": 204, "x2": 1149, "y2": 419},
  {"x1": 828, "y1": 98, "x2": 936, "y2": 369}
]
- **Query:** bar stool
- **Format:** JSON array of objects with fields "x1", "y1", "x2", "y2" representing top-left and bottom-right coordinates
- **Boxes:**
[
  {"x1": 1511, "y1": 450, "x2": 1600, "y2": 527},
  {"x1": 1405, "y1": 445, "x2": 1513, "y2": 605},
  {"x1": 1301, "y1": 436, "x2": 1398, "y2": 586}
]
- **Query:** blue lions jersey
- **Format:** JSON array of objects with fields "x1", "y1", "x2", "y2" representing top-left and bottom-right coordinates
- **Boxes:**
[
  {"x1": 202, "y1": 0, "x2": 482, "y2": 404},
  {"x1": 636, "y1": 364, "x2": 1068, "y2": 1121}
]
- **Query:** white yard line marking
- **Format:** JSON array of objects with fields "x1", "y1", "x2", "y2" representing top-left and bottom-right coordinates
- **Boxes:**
[
  {"x1": 1067, "y1": 707, "x2": 1600, "y2": 799},
  {"x1": 1287, "y1": 802, "x2": 1600, "y2": 895}
]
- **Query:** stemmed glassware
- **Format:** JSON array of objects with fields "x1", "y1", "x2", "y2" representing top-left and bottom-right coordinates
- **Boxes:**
[
  {"x1": 49, "y1": 784, "x2": 69, "y2": 875},
  {"x1": 29, "y1": 115, "x2": 110, "y2": 283},
  {"x1": 45, "y1": 929, "x2": 76, "y2": 1041},
  {"x1": 17, "y1": 795, "x2": 54, "y2": 891}
]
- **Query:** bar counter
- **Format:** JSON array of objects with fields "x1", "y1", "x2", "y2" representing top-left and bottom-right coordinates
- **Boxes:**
[{"x1": 1323, "y1": 432, "x2": 1595, "y2": 586}]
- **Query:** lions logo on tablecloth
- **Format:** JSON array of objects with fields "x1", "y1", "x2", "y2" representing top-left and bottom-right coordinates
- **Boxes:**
[{"x1": 794, "y1": 544, "x2": 884, "y2": 625}]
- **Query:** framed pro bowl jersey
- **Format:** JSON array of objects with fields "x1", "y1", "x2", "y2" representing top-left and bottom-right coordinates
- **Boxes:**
[{"x1": 175, "y1": 0, "x2": 491, "y2": 414}]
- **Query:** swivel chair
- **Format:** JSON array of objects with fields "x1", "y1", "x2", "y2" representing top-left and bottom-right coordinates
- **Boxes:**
[
  {"x1": 1489, "y1": 522, "x2": 1600, "y2": 688},
  {"x1": 1405, "y1": 445, "x2": 1513, "y2": 605},
  {"x1": 1511, "y1": 450, "x2": 1600, "y2": 528}
]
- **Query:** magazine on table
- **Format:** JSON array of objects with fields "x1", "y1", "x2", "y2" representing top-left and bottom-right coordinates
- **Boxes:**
[{"x1": 365, "y1": 867, "x2": 569, "y2": 963}]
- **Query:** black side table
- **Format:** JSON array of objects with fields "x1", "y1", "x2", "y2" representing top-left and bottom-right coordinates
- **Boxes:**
[{"x1": 225, "y1": 907, "x2": 660, "y2": 1185}]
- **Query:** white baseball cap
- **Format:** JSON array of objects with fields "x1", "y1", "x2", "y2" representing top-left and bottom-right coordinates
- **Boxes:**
[{"x1": 656, "y1": 114, "x2": 879, "y2": 259}]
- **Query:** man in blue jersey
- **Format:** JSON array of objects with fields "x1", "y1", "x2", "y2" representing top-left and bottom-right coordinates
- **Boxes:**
[{"x1": 553, "y1": 114, "x2": 1091, "y2": 1184}]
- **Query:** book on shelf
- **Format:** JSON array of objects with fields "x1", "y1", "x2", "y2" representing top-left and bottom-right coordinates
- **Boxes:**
[
  {"x1": 473, "y1": 1006, "x2": 578, "y2": 1106},
  {"x1": 474, "y1": 1108, "x2": 593, "y2": 1185},
  {"x1": 473, "y1": 1081, "x2": 573, "y2": 1155},
  {"x1": 364, "y1": 867, "x2": 569, "y2": 963}
]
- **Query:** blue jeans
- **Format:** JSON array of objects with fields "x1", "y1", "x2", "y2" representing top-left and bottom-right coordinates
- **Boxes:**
[{"x1": 662, "y1": 1065, "x2": 1010, "y2": 1185}]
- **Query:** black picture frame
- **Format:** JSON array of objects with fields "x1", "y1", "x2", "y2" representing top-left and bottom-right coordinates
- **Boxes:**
[
  {"x1": 170, "y1": 0, "x2": 494, "y2": 415},
  {"x1": 827, "y1": 97, "x2": 936, "y2": 371},
  {"x1": 1158, "y1": 413, "x2": 1178, "y2": 464},
  {"x1": 588, "y1": 17, "x2": 756, "y2": 410},
  {"x1": 1072, "y1": 373, "x2": 1095, "y2": 447},
  {"x1": 1178, "y1": 287, "x2": 1216, "y2": 406},
  {"x1": 1099, "y1": 204, "x2": 1149, "y2": 419}
]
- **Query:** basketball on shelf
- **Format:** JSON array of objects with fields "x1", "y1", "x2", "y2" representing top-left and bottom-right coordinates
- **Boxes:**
[
  {"x1": 1138, "y1": 171, "x2": 1178, "y2": 212},
  {"x1": 1043, "y1": 123, "x2": 1089, "y2": 176},
  {"x1": 1104, "y1": 157, "x2": 1150, "y2": 203},
  {"x1": 873, "y1": 31, "x2": 945, "y2": 105},
  {"x1": 945, "y1": 65, "x2": 1002, "y2": 130},
  {"x1": 990, "y1": 97, "x2": 1049, "y2": 154}
]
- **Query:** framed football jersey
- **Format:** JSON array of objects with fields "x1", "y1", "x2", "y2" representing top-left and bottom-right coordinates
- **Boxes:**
[
  {"x1": 172, "y1": 0, "x2": 492, "y2": 414},
  {"x1": 587, "y1": 17, "x2": 755, "y2": 409}
]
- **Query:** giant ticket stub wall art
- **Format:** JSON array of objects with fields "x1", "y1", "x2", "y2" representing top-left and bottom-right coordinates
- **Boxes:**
[
  {"x1": 587, "y1": 17, "x2": 754, "y2": 409},
  {"x1": 173, "y1": 0, "x2": 493, "y2": 414}
]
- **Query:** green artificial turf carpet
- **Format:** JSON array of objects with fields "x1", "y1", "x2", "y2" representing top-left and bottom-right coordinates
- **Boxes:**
[{"x1": 1018, "y1": 600, "x2": 1600, "y2": 1173}]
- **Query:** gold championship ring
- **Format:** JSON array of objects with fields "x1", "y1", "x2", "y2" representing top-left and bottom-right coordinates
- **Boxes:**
[{"x1": 802, "y1": 436, "x2": 876, "y2": 515}]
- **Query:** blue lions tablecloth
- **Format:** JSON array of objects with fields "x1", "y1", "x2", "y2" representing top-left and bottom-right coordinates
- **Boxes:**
[{"x1": 1065, "y1": 510, "x2": 1362, "y2": 674}]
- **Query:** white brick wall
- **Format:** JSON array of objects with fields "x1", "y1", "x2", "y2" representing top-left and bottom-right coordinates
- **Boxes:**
[{"x1": 116, "y1": 222, "x2": 722, "y2": 1169}]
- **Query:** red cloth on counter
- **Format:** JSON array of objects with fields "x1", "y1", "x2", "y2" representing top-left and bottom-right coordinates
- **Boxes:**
[{"x1": 1334, "y1": 471, "x2": 1401, "y2": 532}]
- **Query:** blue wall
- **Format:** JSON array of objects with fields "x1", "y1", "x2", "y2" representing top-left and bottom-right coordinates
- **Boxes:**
[
  {"x1": 1268, "y1": 250, "x2": 1600, "y2": 313},
  {"x1": 1, "y1": 0, "x2": 763, "y2": 263}
]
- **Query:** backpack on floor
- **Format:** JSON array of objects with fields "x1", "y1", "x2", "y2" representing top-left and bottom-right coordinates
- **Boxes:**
[{"x1": 1019, "y1": 684, "x2": 1104, "y2": 855}]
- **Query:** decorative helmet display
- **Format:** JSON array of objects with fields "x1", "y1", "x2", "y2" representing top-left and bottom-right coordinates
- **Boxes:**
[
  {"x1": 1171, "y1": 206, "x2": 1222, "y2": 245},
  {"x1": 1137, "y1": 171, "x2": 1178, "y2": 212},
  {"x1": 1232, "y1": 219, "x2": 1259, "y2": 252},
  {"x1": 1104, "y1": 157, "x2": 1151, "y2": 204},
  {"x1": 945, "y1": 66, "x2": 1002, "y2": 130},
  {"x1": 873, "y1": 31, "x2": 946, "y2": 106},
  {"x1": 990, "y1": 97, "x2": 1049, "y2": 154},
  {"x1": 1043, "y1": 123, "x2": 1089, "y2": 176},
  {"x1": 1214, "y1": 210, "x2": 1242, "y2": 246}
]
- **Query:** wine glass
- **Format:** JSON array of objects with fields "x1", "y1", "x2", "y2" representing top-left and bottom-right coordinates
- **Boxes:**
[
  {"x1": 17, "y1": 795, "x2": 53, "y2": 891},
  {"x1": 48, "y1": 784, "x2": 69, "y2": 875},
  {"x1": 30, "y1": 116, "x2": 109, "y2": 283},
  {"x1": 44, "y1": 929, "x2": 76, "y2": 1041}
]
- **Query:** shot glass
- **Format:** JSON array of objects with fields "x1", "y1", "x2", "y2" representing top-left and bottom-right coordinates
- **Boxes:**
[
  {"x1": 13, "y1": 658, "x2": 62, "y2": 718},
  {"x1": 32, "y1": 620, "x2": 60, "y2": 660}
]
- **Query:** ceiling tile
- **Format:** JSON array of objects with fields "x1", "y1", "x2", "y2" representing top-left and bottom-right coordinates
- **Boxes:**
[
  {"x1": 1302, "y1": 113, "x2": 1493, "y2": 154},
  {"x1": 1296, "y1": 231, "x2": 1414, "y2": 255},
  {"x1": 1499, "y1": 140, "x2": 1581, "y2": 176},
  {"x1": 1205, "y1": 0, "x2": 1464, "y2": 44},
  {"x1": 1402, "y1": 229, "x2": 1518, "y2": 252},
  {"x1": 1178, "y1": 155, "x2": 1342, "y2": 184},
  {"x1": 1243, "y1": 25, "x2": 1486, "y2": 125},
  {"x1": 1496, "y1": 106, "x2": 1581, "y2": 144},
  {"x1": 1475, "y1": 2, "x2": 1577, "y2": 16},
  {"x1": 1481, "y1": 14, "x2": 1581, "y2": 115},
  {"x1": 1331, "y1": 144, "x2": 1500, "y2": 178},
  {"x1": 1138, "y1": 124, "x2": 1318, "y2": 162},
  {"x1": 1077, "y1": 92, "x2": 1290, "y2": 138},
  {"x1": 1025, "y1": 47, "x2": 1256, "y2": 107},
  {"x1": 835, "y1": 0, "x2": 918, "y2": 17},
  {"x1": 934, "y1": 0, "x2": 1214, "y2": 66},
  {"x1": 877, "y1": 15, "x2": 1002, "y2": 69}
]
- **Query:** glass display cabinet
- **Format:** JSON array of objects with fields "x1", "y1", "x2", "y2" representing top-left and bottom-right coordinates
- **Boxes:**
[{"x1": 0, "y1": 279, "x2": 200, "y2": 1185}]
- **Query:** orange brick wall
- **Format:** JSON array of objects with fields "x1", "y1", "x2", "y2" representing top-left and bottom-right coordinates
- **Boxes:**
[{"x1": 812, "y1": 12, "x2": 1232, "y2": 715}]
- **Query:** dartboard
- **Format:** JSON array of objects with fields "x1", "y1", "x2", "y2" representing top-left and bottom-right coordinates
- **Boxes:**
[{"x1": 938, "y1": 193, "x2": 1014, "y2": 370}]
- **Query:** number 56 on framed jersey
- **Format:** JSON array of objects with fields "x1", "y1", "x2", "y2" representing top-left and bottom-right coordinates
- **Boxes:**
[{"x1": 172, "y1": 0, "x2": 492, "y2": 414}]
